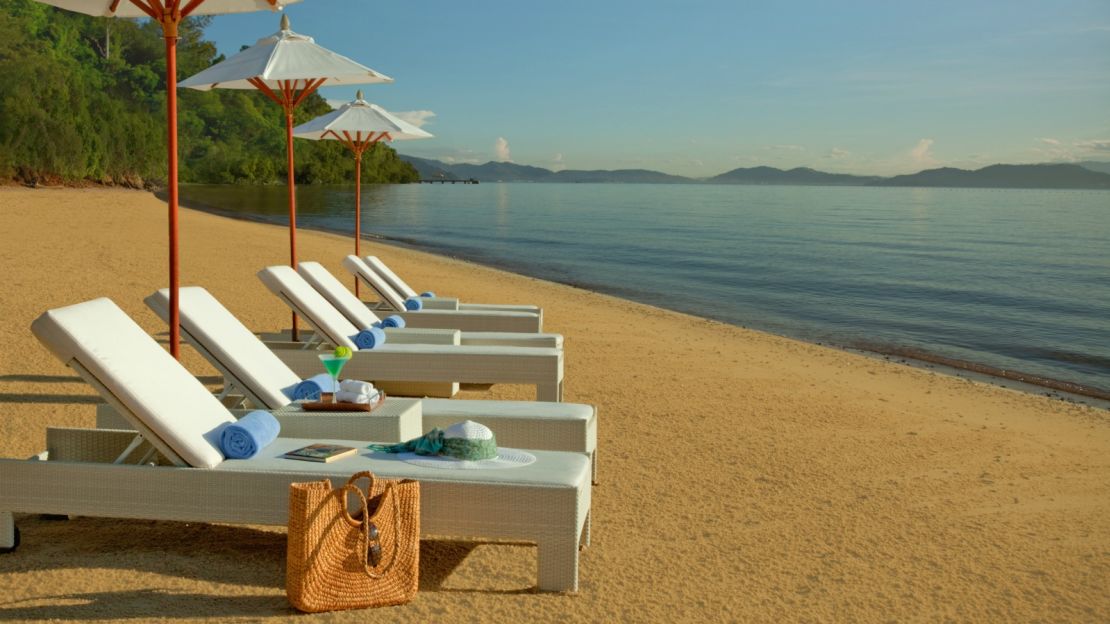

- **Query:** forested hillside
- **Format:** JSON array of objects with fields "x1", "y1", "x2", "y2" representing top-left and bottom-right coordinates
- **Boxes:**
[{"x1": 0, "y1": 0, "x2": 418, "y2": 186}]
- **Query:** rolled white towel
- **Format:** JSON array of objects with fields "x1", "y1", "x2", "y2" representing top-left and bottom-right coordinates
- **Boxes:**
[
  {"x1": 339, "y1": 379, "x2": 375, "y2": 395},
  {"x1": 335, "y1": 389, "x2": 381, "y2": 405}
]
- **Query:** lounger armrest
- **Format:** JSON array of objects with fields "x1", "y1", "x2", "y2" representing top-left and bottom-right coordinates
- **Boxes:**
[
  {"x1": 417, "y1": 297, "x2": 460, "y2": 311},
  {"x1": 395, "y1": 309, "x2": 543, "y2": 334},
  {"x1": 382, "y1": 328, "x2": 461, "y2": 346}
]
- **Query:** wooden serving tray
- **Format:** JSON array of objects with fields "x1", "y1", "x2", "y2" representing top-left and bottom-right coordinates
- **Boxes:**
[{"x1": 300, "y1": 393, "x2": 386, "y2": 412}]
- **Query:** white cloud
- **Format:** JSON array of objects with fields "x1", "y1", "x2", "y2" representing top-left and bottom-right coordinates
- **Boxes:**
[
  {"x1": 325, "y1": 99, "x2": 347, "y2": 110},
  {"x1": 768, "y1": 144, "x2": 805, "y2": 152},
  {"x1": 393, "y1": 110, "x2": 436, "y2": 128},
  {"x1": 494, "y1": 137, "x2": 512, "y2": 162},
  {"x1": 1075, "y1": 139, "x2": 1110, "y2": 152},
  {"x1": 551, "y1": 152, "x2": 565, "y2": 172},
  {"x1": 415, "y1": 147, "x2": 482, "y2": 165},
  {"x1": 909, "y1": 138, "x2": 937, "y2": 166},
  {"x1": 1032, "y1": 138, "x2": 1110, "y2": 163},
  {"x1": 827, "y1": 147, "x2": 850, "y2": 159}
]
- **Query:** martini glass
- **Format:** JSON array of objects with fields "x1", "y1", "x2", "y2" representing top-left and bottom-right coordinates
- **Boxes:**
[{"x1": 317, "y1": 353, "x2": 352, "y2": 404}]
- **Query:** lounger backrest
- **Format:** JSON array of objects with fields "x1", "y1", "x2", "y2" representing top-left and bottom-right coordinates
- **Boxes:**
[
  {"x1": 364, "y1": 255, "x2": 418, "y2": 299},
  {"x1": 30, "y1": 298, "x2": 234, "y2": 469},
  {"x1": 341, "y1": 255, "x2": 408, "y2": 312},
  {"x1": 297, "y1": 262, "x2": 381, "y2": 330},
  {"x1": 257, "y1": 266, "x2": 360, "y2": 349},
  {"x1": 145, "y1": 287, "x2": 300, "y2": 410}
]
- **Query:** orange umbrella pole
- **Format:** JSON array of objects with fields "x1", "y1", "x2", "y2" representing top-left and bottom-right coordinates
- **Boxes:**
[
  {"x1": 285, "y1": 109, "x2": 299, "y2": 340},
  {"x1": 134, "y1": 0, "x2": 187, "y2": 359},
  {"x1": 129, "y1": 0, "x2": 216, "y2": 359},
  {"x1": 325, "y1": 130, "x2": 392, "y2": 300},
  {"x1": 354, "y1": 151, "x2": 362, "y2": 296},
  {"x1": 164, "y1": 30, "x2": 180, "y2": 358},
  {"x1": 250, "y1": 77, "x2": 327, "y2": 342}
]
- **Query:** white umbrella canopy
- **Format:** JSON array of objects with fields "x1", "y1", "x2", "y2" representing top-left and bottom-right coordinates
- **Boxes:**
[
  {"x1": 293, "y1": 92, "x2": 432, "y2": 293},
  {"x1": 178, "y1": 15, "x2": 392, "y2": 340},
  {"x1": 35, "y1": 0, "x2": 297, "y2": 18},
  {"x1": 33, "y1": 0, "x2": 300, "y2": 359},
  {"x1": 293, "y1": 94, "x2": 433, "y2": 142},
  {"x1": 178, "y1": 15, "x2": 392, "y2": 90}
]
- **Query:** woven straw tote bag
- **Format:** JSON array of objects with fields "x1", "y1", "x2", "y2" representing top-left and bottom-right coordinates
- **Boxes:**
[{"x1": 286, "y1": 471, "x2": 420, "y2": 612}]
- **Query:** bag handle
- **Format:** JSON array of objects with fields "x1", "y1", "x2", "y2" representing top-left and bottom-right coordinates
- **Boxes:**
[
  {"x1": 337, "y1": 484, "x2": 369, "y2": 528},
  {"x1": 345, "y1": 470, "x2": 376, "y2": 494},
  {"x1": 341, "y1": 471, "x2": 403, "y2": 578}
]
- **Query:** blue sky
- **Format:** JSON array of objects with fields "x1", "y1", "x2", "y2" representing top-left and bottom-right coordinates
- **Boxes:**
[{"x1": 200, "y1": 0, "x2": 1110, "y2": 176}]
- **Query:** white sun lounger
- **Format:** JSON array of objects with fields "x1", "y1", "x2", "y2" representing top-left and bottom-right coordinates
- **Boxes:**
[
  {"x1": 363, "y1": 255, "x2": 542, "y2": 316},
  {"x1": 140, "y1": 286, "x2": 597, "y2": 482},
  {"x1": 297, "y1": 261, "x2": 561, "y2": 350},
  {"x1": 258, "y1": 266, "x2": 564, "y2": 402},
  {"x1": 343, "y1": 255, "x2": 543, "y2": 333},
  {"x1": 0, "y1": 298, "x2": 589, "y2": 591}
]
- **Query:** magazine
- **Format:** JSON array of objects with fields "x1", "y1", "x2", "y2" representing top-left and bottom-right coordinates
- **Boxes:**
[{"x1": 282, "y1": 443, "x2": 358, "y2": 463}]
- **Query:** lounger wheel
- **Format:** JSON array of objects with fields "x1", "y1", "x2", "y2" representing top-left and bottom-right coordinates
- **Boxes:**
[{"x1": 0, "y1": 526, "x2": 19, "y2": 554}]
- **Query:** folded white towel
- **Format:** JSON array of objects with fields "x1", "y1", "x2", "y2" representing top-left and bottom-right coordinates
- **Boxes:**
[
  {"x1": 335, "y1": 390, "x2": 370, "y2": 404},
  {"x1": 339, "y1": 379, "x2": 375, "y2": 395},
  {"x1": 335, "y1": 389, "x2": 381, "y2": 405}
]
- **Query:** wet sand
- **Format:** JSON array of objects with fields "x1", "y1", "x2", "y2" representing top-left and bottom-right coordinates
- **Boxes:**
[{"x1": 0, "y1": 187, "x2": 1107, "y2": 622}]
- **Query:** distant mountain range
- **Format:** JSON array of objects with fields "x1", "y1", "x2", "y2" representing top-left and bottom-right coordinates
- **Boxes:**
[{"x1": 399, "y1": 155, "x2": 1110, "y2": 190}]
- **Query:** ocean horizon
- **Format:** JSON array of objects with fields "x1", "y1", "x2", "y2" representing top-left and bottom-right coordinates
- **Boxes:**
[{"x1": 180, "y1": 181, "x2": 1110, "y2": 399}]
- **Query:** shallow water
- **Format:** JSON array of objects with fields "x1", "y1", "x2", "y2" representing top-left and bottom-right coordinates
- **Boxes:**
[{"x1": 181, "y1": 182, "x2": 1110, "y2": 394}]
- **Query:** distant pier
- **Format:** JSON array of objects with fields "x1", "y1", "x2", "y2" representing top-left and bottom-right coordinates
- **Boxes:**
[{"x1": 417, "y1": 178, "x2": 479, "y2": 184}]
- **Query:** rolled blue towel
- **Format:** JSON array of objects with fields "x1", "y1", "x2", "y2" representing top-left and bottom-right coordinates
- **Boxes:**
[
  {"x1": 404, "y1": 297, "x2": 424, "y2": 311},
  {"x1": 420, "y1": 291, "x2": 435, "y2": 298},
  {"x1": 220, "y1": 410, "x2": 280, "y2": 459},
  {"x1": 352, "y1": 326, "x2": 387, "y2": 349},
  {"x1": 283, "y1": 373, "x2": 338, "y2": 401},
  {"x1": 379, "y1": 314, "x2": 406, "y2": 329}
]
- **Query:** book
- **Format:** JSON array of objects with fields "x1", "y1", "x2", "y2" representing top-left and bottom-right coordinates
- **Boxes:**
[{"x1": 282, "y1": 443, "x2": 358, "y2": 463}]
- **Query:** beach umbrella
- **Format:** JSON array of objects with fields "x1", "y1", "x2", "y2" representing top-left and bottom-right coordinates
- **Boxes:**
[
  {"x1": 34, "y1": 0, "x2": 300, "y2": 359},
  {"x1": 179, "y1": 15, "x2": 392, "y2": 340},
  {"x1": 293, "y1": 91, "x2": 432, "y2": 294}
]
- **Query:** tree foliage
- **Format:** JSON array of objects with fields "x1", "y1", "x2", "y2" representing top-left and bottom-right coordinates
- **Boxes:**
[{"x1": 0, "y1": 0, "x2": 419, "y2": 186}]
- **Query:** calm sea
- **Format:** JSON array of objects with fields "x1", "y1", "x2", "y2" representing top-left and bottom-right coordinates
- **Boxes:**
[{"x1": 180, "y1": 183, "x2": 1110, "y2": 396}]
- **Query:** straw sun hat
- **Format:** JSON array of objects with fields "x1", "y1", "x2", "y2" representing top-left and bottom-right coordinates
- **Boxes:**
[{"x1": 369, "y1": 421, "x2": 536, "y2": 470}]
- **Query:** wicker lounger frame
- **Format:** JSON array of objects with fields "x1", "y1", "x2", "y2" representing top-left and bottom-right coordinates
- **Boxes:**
[
  {"x1": 0, "y1": 428, "x2": 590, "y2": 592},
  {"x1": 0, "y1": 358, "x2": 590, "y2": 592},
  {"x1": 360, "y1": 255, "x2": 542, "y2": 316},
  {"x1": 294, "y1": 262, "x2": 559, "y2": 350},
  {"x1": 251, "y1": 287, "x2": 563, "y2": 402},
  {"x1": 134, "y1": 305, "x2": 595, "y2": 480},
  {"x1": 342, "y1": 257, "x2": 543, "y2": 333}
]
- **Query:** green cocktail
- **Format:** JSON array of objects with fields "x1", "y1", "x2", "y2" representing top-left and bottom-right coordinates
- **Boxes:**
[{"x1": 318, "y1": 352, "x2": 352, "y2": 403}]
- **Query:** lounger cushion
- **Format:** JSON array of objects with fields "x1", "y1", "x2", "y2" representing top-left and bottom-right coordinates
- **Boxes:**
[
  {"x1": 364, "y1": 255, "x2": 418, "y2": 299},
  {"x1": 219, "y1": 438, "x2": 590, "y2": 487},
  {"x1": 31, "y1": 298, "x2": 234, "y2": 469},
  {"x1": 364, "y1": 255, "x2": 419, "y2": 299},
  {"x1": 366, "y1": 256, "x2": 541, "y2": 315},
  {"x1": 297, "y1": 261, "x2": 381, "y2": 329},
  {"x1": 146, "y1": 288, "x2": 302, "y2": 410},
  {"x1": 258, "y1": 266, "x2": 360, "y2": 349},
  {"x1": 342, "y1": 255, "x2": 408, "y2": 311}
]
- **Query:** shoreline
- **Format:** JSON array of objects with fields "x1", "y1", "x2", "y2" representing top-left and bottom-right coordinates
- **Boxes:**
[{"x1": 176, "y1": 191, "x2": 1110, "y2": 409}]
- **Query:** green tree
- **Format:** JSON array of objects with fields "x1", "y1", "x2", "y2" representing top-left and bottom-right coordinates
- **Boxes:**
[{"x1": 0, "y1": 0, "x2": 419, "y2": 186}]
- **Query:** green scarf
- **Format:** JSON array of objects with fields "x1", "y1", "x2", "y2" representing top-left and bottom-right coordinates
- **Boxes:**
[{"x1": 368, "y1": 429, "x2": 497, "y2": 461}]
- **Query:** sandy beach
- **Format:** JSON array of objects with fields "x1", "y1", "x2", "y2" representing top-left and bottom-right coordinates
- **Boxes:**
[{"x1": 0, "y1": 186, "x2": 1107, "y2": 622}]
